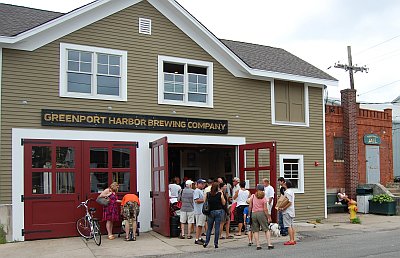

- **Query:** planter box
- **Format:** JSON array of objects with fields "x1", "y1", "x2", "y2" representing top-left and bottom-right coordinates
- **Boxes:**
[{"x1": 368, "y1": 200, "x2": 397, "y2": 215}]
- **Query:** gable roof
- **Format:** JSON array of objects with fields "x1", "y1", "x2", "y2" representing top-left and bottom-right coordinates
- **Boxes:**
[
  {"x1": 221, "y1": 39, "x2": 336, "y2": 82},
  {"x1": 0, "y1": 0, "x2": 338, "y2": 86},
  {"x1": 0, "y1": 3, "x2": 63, "y2": 37}
]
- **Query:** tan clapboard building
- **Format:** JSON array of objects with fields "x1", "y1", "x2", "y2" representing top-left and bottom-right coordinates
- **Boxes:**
[{"x1": 0, "y1": 0, "x2": 337, "y2": 241}]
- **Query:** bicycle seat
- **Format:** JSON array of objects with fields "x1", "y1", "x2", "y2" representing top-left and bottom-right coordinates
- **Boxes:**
[
  {"x1": 89, "y1": 207, "x2": 96, "y2": 212},
  {"x1": 92, "y1": 218, "x2": 99, "y2": 221}
]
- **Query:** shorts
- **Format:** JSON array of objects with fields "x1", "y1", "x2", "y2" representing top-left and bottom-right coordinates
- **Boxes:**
[
  {"x1": 282, "y1": 213, "x2": 294, "y2": 228},
  {"x1": 235, "y1": 205, "x2": 248, "y2": 223},
  {"x1": 251, "y1": 211, "x2": 269, "y2": 232},
  {"x1": 267, "y1": 203, "x2": 273, "y2": 215},
  {"x1": 180, "y1": 211, "x2": 195, "y2": 224},
  {"x1": 195, "y1": 214, "x2": 206, "y2": 227}
]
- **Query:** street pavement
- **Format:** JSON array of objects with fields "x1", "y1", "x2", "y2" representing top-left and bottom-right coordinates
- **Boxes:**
[{"x1": 0, "y1": 213, "x2": 399, "y2": 257}]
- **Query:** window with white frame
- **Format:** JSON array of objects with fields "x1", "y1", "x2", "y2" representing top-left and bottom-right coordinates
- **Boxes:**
[
  {"x1": 60, "y1": 43, "x2": 127, "y2": 101},
  {"x1": 279, "y1": 154, "x2": 304, "y2": 193},
  {"x1": 158, "y1": 55, "x2": 213, "y2": 108}
]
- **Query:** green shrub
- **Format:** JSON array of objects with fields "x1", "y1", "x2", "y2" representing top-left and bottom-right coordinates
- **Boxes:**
[
  {"x1": 0, "y1": 225, "x2": 6, "y2": 244},
  {"x1": 371, "y1": 194, "x2": 394, "y2": 204},
  {"x1": 350, "y1": 217, "x2": 361, "y2": 224}
]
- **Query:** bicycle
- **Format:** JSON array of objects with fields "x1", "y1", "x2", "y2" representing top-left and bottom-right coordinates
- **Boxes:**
[{"x1": 76, "y1": 199, "x2": 101, "y2": 246}]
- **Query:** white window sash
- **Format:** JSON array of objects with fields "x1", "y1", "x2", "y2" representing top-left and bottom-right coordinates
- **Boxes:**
[{"x1": 279, "y1": 154, "x2": 304, "y2": 194}]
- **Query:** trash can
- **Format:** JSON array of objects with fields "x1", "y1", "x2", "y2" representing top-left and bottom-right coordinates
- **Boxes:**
[
  {"x1": 170, "y1": 215, "x2": 180, "y2": 237},
  {"x1": 356, "y1": 186, "x2": 373, "y2": 213},
  {"x1": 356, "y1": 187, "x2": 373, "y2": 195}
]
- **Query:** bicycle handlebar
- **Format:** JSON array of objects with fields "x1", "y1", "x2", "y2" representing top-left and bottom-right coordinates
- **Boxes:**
[{"x1": 77, "y1": 198, "x2": 93, "y2": 208}]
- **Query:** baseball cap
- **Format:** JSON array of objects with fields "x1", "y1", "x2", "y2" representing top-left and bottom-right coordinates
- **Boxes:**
[
  {"x1": 196, "y1": 179, "x2": 206, "y2": 184},
  {"x1": 256, "y1": 184, "x2": 264, "y2": 191},
  {"x1": 185, "y1": 180, "x2": 194, "y2": 186}
]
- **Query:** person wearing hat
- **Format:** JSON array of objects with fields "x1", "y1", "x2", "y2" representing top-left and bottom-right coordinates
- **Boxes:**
[
  {"x1": 193, "y1": 179, "x2": 206, "y2": 244},
  {"x1": 179, "y1": 179, "x2": 195, "y2": 239},
  {"x1": 249, "y1": 184, "x2": 274, "y2": 250}
]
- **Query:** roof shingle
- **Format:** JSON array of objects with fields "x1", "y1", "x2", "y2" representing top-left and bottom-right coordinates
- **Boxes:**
[
  {"x1": 0, "y1": 3, "x2": 63, "y2": 37},
  {"x1": 220, "y1": 39, "x2": 337, "y2": 81}
]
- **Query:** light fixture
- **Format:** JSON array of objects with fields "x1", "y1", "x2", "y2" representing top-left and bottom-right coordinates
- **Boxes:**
[
  {"x1": 107, "y1": 106, "x2": 113, "y2": 111},
  {"x1": 172, "y1": 110, "x2": 177, "y2": 114},
  {"x1": 21, "y1": 100, "x2": 28, "y2": 105},
  {"x1": 235, "y1": 115, "x2": 240, "y2": 118}
]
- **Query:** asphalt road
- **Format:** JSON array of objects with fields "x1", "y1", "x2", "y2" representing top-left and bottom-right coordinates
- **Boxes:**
[{"x1": 161, "y1": 228, "x2": 400, "y2": 258}]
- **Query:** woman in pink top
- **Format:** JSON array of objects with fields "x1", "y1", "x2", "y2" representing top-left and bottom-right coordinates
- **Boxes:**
[{"x1": 249, "y1": 184, "x2": 274, "y2": 250}]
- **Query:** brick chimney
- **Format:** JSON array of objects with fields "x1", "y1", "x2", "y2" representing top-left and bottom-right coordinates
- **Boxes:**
[{"x1": 341, "y1": 89, "x2": 358, "y2": 199}]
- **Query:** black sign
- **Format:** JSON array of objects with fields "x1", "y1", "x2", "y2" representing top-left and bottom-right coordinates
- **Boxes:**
[{"x1": 41, "y1": 109, "x2": 228, "y2": 134}]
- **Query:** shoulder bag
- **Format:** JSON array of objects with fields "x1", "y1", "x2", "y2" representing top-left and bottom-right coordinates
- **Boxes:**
[
  {"x1": 96, "y1": 195, "x2": 110, "y2": 206},
  {"x1": 202, "y1": 192, "x2": 211, "y2": 215}
]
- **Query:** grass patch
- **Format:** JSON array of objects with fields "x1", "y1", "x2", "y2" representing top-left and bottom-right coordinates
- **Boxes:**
[
  {"x1": 0, "y1": 225, "x2": 6, "y2": 244},
  {"x1": 350, "y1": 217, "x2": 361, "y2": 224}
]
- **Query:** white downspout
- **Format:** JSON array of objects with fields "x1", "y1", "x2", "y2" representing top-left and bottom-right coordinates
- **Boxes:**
[{"x1": 0, "y1": 48, "x2": 2, "y2": 171}]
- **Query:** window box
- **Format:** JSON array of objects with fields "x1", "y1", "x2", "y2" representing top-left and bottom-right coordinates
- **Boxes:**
[
  {"x1": 59, "y1": 43, "x2": 127, "y2": 101},
  {"x1": 158, "y1": 55, "x2": 213, "y2": 108}
]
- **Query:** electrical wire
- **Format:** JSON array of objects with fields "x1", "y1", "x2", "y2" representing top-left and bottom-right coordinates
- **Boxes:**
[
  {"x1": 357, "y1": 79, "x2": 400, "y2": 96},
  {"x1": 354, "y1": 34, "x2": 400, "y2": 57}
]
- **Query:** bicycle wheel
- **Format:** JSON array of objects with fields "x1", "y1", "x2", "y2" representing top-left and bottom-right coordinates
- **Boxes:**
[
  {"x1": 92, "y1": 220, "x2": 102, "y2": 246},
  {"x1": 76, "y1": 217, "x2": 91, "y2": 239}
]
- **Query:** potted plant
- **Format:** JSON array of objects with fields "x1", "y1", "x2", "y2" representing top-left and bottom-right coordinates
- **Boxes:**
[{"x1": 368, "y1": 194, "x2": 397, "y2": 215}]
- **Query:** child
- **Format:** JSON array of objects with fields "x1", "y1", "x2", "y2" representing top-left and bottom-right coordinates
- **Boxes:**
[{"x1": 243, "y1": 206, "x2": 253, "y2": 246}]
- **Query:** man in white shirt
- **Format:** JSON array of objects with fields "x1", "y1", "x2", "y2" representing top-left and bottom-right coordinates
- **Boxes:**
[
  {"x1": 263, "y1": 178, "x2": 275, "y2": 215},
  {"x1": 231, "y1": 177, "x2": 241, "y2": 203},
  {"x1": 168, "y1": 177, "x2": 182, "y2": 204},
  {"x1": 279, "y1": 180, "x2": 296, "y2": 245}
]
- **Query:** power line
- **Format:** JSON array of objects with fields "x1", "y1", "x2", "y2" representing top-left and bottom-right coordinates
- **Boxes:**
[
  {"x1": 357, "y1": 79, "x2": 400, "y2": 96},
  {"x1": 354, "y1": 34, "x2": 400, "y2": 57}
]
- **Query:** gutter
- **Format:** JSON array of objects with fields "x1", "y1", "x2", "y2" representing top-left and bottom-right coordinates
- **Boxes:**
[{"x1": 323, "y1": 86, "x2": 327, "y2": 219}]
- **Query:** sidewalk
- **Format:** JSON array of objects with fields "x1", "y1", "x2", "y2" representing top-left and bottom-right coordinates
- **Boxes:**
[{"x1": 1, "y1": 213, "x2": 399, "y2": 258}]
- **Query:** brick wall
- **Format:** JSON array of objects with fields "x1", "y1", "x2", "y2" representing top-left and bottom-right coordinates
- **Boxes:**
[{"x1": 326, "y1": 102, "x2": 393, "y2": 194}]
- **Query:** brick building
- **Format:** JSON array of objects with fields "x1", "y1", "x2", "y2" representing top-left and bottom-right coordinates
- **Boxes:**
[{"x1": 326, "y1": 104, "x2": 393, "y2": 193}]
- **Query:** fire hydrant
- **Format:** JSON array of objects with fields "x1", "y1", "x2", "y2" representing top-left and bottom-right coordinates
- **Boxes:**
[{"x1": 348, "y1": 199, "x2": 358, "y2": 222}]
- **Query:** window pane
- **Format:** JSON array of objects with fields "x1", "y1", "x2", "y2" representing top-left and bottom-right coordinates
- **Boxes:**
[
  {"x1": 109, "y1": 55, "x2": 120, "y2": 66},
  {"x1": 175, "y1": 74, "x2": 184, "y2": 83},
  {"x1": 164, "y1": 73, "x2": 174, "y2": 82},
  {"x1": 112, "y1": 148, "x2": 130, "y2": 168},
  {"x1": 198, "y1": 75, "x2": 207, "y2": 84},
  {"x1": 245, "y1": 170, "x2": 255, "y2": 189},
  {"x1": 164, "y1": 83, "x2": 175, "y2": 92},
  {"x1": 56, "y1": 147, "x2": 75, "y2": 168},
  {"x1": 334, "y1": 137, "x2": 344, "y2": 160},
  {"x1": 175, "y1": 84, "x2": 184, "y2": 93},
  {"x1": 32, "y1": 146, "x2": 52, "y2": 168},
  {"x1": 80, "y1": 62, "x2": 92, "y2": 73},
  {"x1": 97, "y1": 76, "x2": 120, "y2": 96},
  {"x1": 188, "y1": 65, "x2": 207, "y2": 75},
  {"x1": 188, "y1": 93, "x2": 206, "y2": 103},
  {"x1": 188, "y1": 74, "x2": 197, "y2": 83},
  {"x1": 90, "y1": 172, "x2": 108, "y2": 193},
  {"x1": 112, "y1": 172, "x2": 130, "y2": 192},
  {"x1": 160, "y1": 170, "x2": 165, "y2": 192},
  {"x1": 153, "y1": 171, "x2": 159, "y2": 192},
  {"x1": 68, "y1": 50, "x2": 79, "y2": 61},
  {"x1": 153, "y1": 147, "x2": 159, "y2": 167},
  {"x1": 32, "y1": 172, "x2": 52, "y2": 194},
  {"x1": 90, "y1": 148, "x2": 108, "y2": 168},
  {"x1": 244, "y1": 149, "x2": 255, "y2": 168},
  {"x1": 163, "y1": 62, "x2": 184, "y2": 74},
  {"x1": 68, "y1": 61, "x2": 79, "y2": 71},
  {"x1": 98, "y1": 54, "x2": 108, "y2": 64},
  {"x1": 159, "y1": 145, "x2": 164, "y2": 166},
  {"x1": 198, "y1": 84, "x2": 207, "y2": 93},
  {"x1": 109, "y1": 66, "x2": 120, "y2": 76},
  {"x1": 258, "y1": 148, "x2": 270, "y2": 167},
  {"x1": 81, "y1": 52, "x2": 92, "y2": 63},
  {"x1": 56, "y1": 172, "x2": 75, "y2": 193},
  {"x1": 67, "y1": 72, "x2": 91, "y2": 93},
  {"x1": 189, "y1": 83, "x2": 197, "y2": 92},
  {"x1": 164, "y1": 93, "x2": 183, "y2": 101},
  {"x1": 97, "y1": 64, "x2": 108, "y2": 74}
]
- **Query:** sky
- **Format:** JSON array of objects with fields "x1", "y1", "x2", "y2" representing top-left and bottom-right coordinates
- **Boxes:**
[{"x1": 2, "y1": 0, "x2": 400, "y2": 106}]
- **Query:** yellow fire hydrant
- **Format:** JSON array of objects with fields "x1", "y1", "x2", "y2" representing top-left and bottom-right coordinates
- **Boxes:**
[{"x1": 348, "y1": 199, "x2": 358, "y2": 222}]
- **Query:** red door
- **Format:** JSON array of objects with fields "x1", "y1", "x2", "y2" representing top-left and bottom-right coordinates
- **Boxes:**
[
  {"x1": 82, "y1": 141, "x2": 138, "y2": 233},
  {"x1": 151, "y1": 137, "x2": 170, "y2": 236},
  {"x1": 239, "y1": 141, "x2": 277, "y2": 221},
  {"x1": 23, "y1": 140, "x2": 82, "y2": 240}
]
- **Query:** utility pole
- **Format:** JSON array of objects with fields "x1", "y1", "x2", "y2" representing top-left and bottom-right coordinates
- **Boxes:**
[{"x1": 334, "y1": 46, "x2": 369, "y2": 90}]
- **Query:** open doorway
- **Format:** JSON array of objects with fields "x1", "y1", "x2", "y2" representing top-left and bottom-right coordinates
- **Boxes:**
[{"x1": 168, "y1": 144, "x2": 236, "y2": 185}]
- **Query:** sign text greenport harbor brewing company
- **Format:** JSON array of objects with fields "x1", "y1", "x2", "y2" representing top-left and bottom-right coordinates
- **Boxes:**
[{"x1": 41, "y1": 110, "x2": 228, "y2": 134}]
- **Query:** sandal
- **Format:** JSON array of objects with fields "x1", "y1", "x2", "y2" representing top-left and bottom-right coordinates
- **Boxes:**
[
  {"x1": 227, "y1": 235, "x2": 234, "y2": 239},
  {"x1": 124, "y1": 238, "x2": 130, "y2": 241},
  {"x1": 187, "y1": 236, "x2": 193, "y2": 239},
  {"x1": 108, "y1": 235, "x2": 115, "y2": 240},
  {"x1": 234, "y1": 234, "x2": 241, "y2": 236},
  {"x1": 220, "y1": 236, "x2": 225, "y2": 240},
  {"x1": 132, "y1": 236, "x2": 136, "y2": 241}
]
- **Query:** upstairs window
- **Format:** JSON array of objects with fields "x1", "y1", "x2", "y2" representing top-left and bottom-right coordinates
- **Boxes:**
[
  {"x1": 272, "y1": 80, "x2": 309, "y2": 126},
  {"x1": 158, "y1": 56, "x2": 213, "y2": 108},
  {"x1": 60, "y1": 43, "x2": 127, "y2": 101},
  {"x1": 334, "y1": 137, "x2": 344, "y2": 161}
]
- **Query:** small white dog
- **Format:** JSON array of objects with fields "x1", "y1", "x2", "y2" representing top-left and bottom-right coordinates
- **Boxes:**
[{"x1": 268, "y1": 223, "x2": 281, "y2": 237}]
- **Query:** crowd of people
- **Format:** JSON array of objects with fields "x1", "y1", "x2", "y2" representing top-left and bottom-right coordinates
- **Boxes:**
[{"x1": 169, "y1": 176, "x2": 297, "y2": 249}]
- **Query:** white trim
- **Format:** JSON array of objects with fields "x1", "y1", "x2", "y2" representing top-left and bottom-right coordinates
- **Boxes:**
[
  {"x1": 158, "y1": 55, "x2": 214, "y2": 108},
  {"x1": 12, "y1": 127, "x2": 245, "y2": 241},
  {"x1": 279, "y1": 154, "x2": 304, "y2": 194},
  {"x1": 323, "y1": 89, "x2": 327, "y2": 219},
  {"x1": 271, "y1": 81, "x2": 310, "y2": 127},
  {"x1": 0, "y1": 48, "x2": 2, "y2": 160},
  {"x1": 59, "y1": 43, "x2": 127, "y2": 101},
  {"x1": 0, "y1": 0, "x2": 338, "y2": 86}
]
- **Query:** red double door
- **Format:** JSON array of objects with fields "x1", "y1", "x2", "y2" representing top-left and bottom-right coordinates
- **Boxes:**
[
  {"x1": 23, "y1": 139, "x2": 137, "y2": 240},
  {"x1": 150, "y1": 137, "x2": 276, "y2": 237}
]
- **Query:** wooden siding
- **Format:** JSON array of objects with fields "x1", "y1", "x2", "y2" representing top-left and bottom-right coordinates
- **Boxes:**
[{"x1": 0, "y1": 1, "x2": 324, "y2": 219}]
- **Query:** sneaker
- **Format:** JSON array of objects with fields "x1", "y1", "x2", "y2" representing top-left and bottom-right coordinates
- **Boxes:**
[
  {"x1": 284, "y1": 241, "x2": 296, "y2": 245},
  {"x1": 214, "y1": 245, "x2": 218, "y2": 249},
  {"x1": 195, "y1": 239, "x2": 204, "y2": 245}
]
